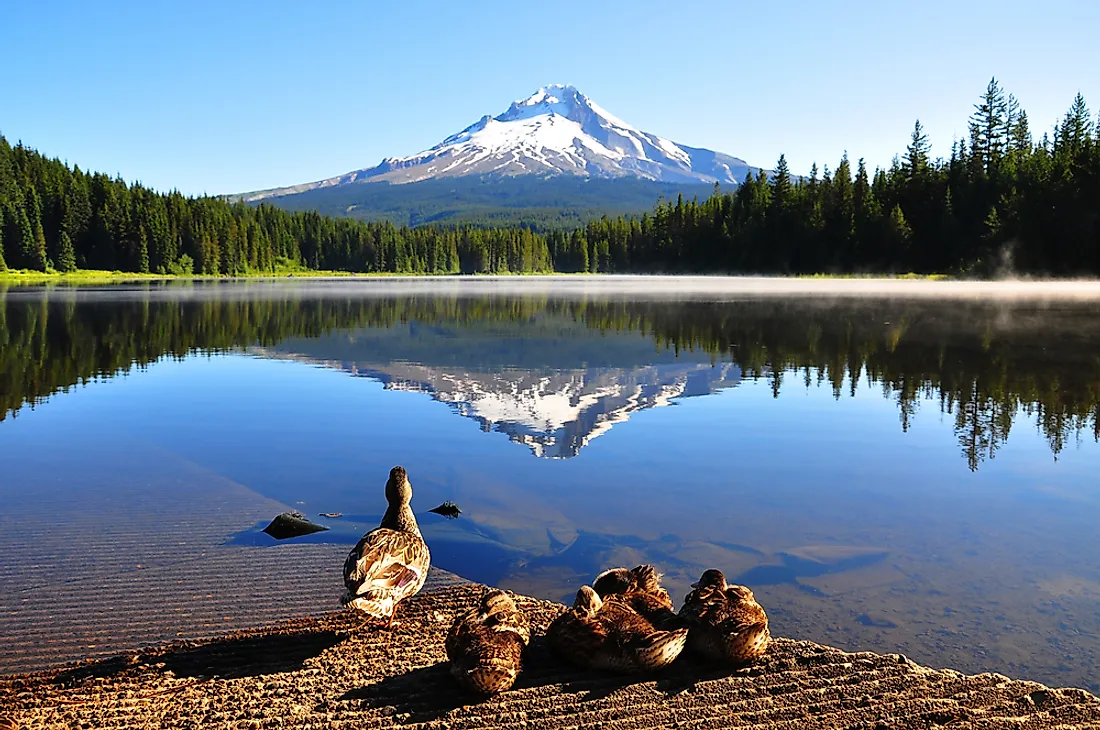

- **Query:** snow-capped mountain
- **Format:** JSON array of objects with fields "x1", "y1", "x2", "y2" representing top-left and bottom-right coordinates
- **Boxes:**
[{"x1": 239, "y1": 84, "x2": 754, "y2": 202}]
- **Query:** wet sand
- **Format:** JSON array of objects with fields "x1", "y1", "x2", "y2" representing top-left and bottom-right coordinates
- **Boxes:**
[{"x1": 3, "y1": 583, "x2": 1098, "y2": 730}]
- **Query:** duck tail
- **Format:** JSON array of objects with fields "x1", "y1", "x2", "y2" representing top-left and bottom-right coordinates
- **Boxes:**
[
  {"x1": 452, "y1": 659, "x2": 520, "y2": 695},
  {"x1": 630, "y1": 564, "x2": 664, "y2": 593},
  {"x1": 726, "y1": 621, "x2": 771, "y2": 663},
  {"x1": 341, "y1": 590, "x2": 395, "y2": 622},
  {"x1": 633, "y1": 627, "x2": 688, "y2": 669}
]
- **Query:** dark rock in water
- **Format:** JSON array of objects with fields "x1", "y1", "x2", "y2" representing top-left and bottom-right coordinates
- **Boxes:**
[
  {"x1": 428, "y1": 501, "x2": 462, "y2": 519},
  {"x1": 262, "y1": 512, "x2": 330, "y2": 540},
  {"x1": 855, "y1": 613, "x2": 898, "y2": 629}
]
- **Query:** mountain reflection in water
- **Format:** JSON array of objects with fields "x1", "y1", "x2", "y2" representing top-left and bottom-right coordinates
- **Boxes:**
[
  {"x1": 3, "y1": 282, "x2": 1099, "y2": 469},
  {"x1": 2, "y1": 281, "x2": 1100, "y2": 690}
]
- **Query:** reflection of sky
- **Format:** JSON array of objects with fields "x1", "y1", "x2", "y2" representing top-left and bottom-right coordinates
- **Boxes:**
[
  {"x1": 4, "y1": 352, "x2": 1098, "y2": 562},
  {"x1": 3, "y1": 350, "x2": 1100, "y2": 689}
]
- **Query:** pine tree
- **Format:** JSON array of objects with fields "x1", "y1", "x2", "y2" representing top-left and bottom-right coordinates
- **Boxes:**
[
  {"x1": 57, "y1": 231, "x2": 77, "y2": 272},
  {"x1": 137, "y1": 226, "x2": 150, "y2": 273},
  {"x1": 770, "y1": 154, "x2": 793, "y2": 211},
  {"x1": 853, "y1": 157, "x2": 880, "y2": 256},
  {"x1": 16, "y1": 207, "x2": 36, "y2": 270},
  {"x1": 0, "y1": 218, "x2": 6, "y2": 271},
  {"x1": 886, "y1": 204, "x2": 912, "y2": 269},
  {"x1": 25, "y1": 188, "x2": 48, "y2": 271},
  {"x1": 904, "y1": 120, "x2": 931, "y2": 177},
  {"x1": 1010, "y1": 109, "x2": 1032, "y2": 153},
  {"x1": 970, "y1": 78, "x2": 1008, "y2": 171},
  {"x1": 33, "y1": 216, "x2": 48, "y2": 271},
  {"x1": 983, "y1": 206, "x2": 1002, "y2": 243},
  {"x1": 1057, "y1": 93, "x2": 1093, "y2": 153}
]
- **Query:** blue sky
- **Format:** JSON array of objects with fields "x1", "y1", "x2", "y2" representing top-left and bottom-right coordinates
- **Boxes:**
[{"x1": 2, "y1": 1, "x2": 1097, "y2": 196}]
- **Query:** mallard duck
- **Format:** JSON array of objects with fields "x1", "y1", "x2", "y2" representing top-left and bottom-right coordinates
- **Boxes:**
[
  {"x1": 547, "y1": 585, "x2": 688, "y2": 673},
  {"x1": 679, "y1": 569, "x2": 770, "y2": 664},
  {"x1": 592, "y1": 564, "x2": 679, "y2": 629},
  {"x1": 445, "y1": 589, "x2": 530, "y2": 694},
  {"x1": 341, "y1": 466, "x2": 430, "y2": 626}
]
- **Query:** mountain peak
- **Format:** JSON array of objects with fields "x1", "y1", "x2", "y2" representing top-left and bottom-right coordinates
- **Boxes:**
[
  {"x1": 516, "y1": 84, "x2": 582, "y2": 106},
  {"x1": 237, "y1": 86, "x2": 758, "y2": 201}
]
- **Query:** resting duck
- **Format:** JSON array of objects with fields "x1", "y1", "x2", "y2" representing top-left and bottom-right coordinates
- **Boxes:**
[
  {"x1": 446, "y1": 589, "x2": 530, "y2": 694},
  {"x1": 341, "y1": 466, "x2": 430, "y2": 626},
  {"x1": 547, "y1": 585, "x2": 688, "y2": 673},
  {"x1": 592, "y1": 564, "x2": 679, "y2": 629},
  {"x1": 679, "y1": 569, "x2": 770, "y2": 664}
]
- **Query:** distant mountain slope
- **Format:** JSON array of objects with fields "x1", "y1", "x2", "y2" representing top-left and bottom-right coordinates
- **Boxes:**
[
  {"x1": 262, "y1": 175, "x2": 720, "y2": 229},
  {"x1": 231, "y1": 85, "x2": 758, "y2": 226},
  {"x1": 238, "y1": 84, "x2": 756, "y2": 204}
]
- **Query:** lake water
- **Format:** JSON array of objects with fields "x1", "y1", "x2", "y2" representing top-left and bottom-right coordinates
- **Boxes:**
[{"x1": 2, "y1": 277, "x2": 1100, "y2": 690}]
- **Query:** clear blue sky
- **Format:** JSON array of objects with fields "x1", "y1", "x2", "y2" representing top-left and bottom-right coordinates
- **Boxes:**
[{"x1": 3, "y1": 1, "x2": 1097, "y2": 196}]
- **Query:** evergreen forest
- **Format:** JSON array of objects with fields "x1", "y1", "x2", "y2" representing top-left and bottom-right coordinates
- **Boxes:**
[{"x1": 1, "y1": 79, "x2": 1097, "y2": 277}]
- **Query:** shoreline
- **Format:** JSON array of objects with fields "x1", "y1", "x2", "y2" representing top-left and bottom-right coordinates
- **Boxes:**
[
  {"x1": 6, "y1": 272, "x2": 1100, "y2": 303},
  {"x1": 3, "y1": 583, "x2": 1098, "y2": 729}
]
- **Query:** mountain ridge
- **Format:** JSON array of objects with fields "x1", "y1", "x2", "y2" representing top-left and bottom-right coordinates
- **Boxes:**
[{"x1": 235, "y1": 85, "x2": 757, "y2": 203}]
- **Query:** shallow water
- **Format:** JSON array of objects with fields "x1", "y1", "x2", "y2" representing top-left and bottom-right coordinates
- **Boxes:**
[{"x1": 2, "y1": 278, "x2": 1100, "y2": 689}]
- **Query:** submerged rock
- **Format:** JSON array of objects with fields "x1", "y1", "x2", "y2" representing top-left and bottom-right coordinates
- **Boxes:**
[{"x1": 262, "y1": 512, "x2": 330, "y2": 540}]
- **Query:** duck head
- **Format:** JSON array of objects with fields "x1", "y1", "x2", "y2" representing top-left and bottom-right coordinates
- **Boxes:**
[
  {"x1": 478, "y1": 589, "x2": 516, "y2": 620},
  {"x1": 592, "y1": 568, "x2": 631, "y2": 598},
  {"x1": 385, "y1": 466, "x2": 413, "y2": 506},
  {"x1": 573, "y1": 585, "x2": 603, "y2": 617},
  {"x1": 692, "y1": 569, "x2": 727, "y2": 590}
]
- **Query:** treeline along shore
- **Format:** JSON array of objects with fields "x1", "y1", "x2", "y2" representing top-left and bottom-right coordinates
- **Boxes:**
[{"x1": 1, "y1": 79, "x2": 1098, "y2": 277}]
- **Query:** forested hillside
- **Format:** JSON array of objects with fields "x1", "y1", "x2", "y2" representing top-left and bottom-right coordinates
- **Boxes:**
[
  {"x1": 0, "y1": 140, "x2": 553, "y2": 275},
  {"x1": 551, "y1": 80, "x2": 1100, "y2": 275},
  {"x1": 253, "y1": 175, "x2": 717, "y2": 230},
  {"x1": 2, "y1": 79, "x2": 1097, "y2": 276}
]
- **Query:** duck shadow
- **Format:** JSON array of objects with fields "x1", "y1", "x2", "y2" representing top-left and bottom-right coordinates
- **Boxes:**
[
  {"x1": 337, "y1": 663, "x2": 466, "y2": 723},
  {"x1": 160, "y1": 629, "x2": 345, "y2": 679},
  {"x1": 52, "y1": 629, "x2": 345, "y2": 686},
  {"x1": 334, "y1": 636, "x2": 753, "y2": 721},
  {"x1": 517, "y1": 646, "x2": 758, "y2": 701}
]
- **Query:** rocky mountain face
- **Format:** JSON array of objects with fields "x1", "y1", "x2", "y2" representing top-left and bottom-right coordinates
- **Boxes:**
[{"x1": 238, "y1": 85, "x2": 755, "y2": 202}]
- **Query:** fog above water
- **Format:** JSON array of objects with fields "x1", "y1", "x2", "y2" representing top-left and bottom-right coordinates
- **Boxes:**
[{"x1": 7, "y1": 275, "x2": 1100, "y2": 303}]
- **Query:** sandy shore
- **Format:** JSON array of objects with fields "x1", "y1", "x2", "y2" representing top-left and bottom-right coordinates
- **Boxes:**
[{"x1": 2, "y1": 583, "x2": 1099, "y2": 730}]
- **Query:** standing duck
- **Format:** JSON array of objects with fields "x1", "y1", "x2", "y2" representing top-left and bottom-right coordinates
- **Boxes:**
[
  {"x1": 548, "y1": 585, "x2": 688, "y2": 673},
  {"x1": 592, "y1": 564, "x2": 679, "y2": 629},
  {"x1": 446, "y1": 589, "x2": 530, "y2": 694},
  {"x1": 679, "y1": 569, "x2": 770, "y2": 664},
  {"x1": 341, "y1": 466, "x2": 431, "y2": 627}
]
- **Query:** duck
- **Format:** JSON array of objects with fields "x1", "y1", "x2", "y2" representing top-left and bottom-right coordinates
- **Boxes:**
[
  {"x1": 445, "y1": 589, "x2": 530, "y2": 694},
  {"x1": 679, "y1": 569, "x2": 770, "y2": 664},
  {"x1": 547, "y1": 585, "x2": 688, "y2": 673},
  {"x1": 341, "y1": 466, "x2": 431, "y2": 627},
  {"x1": 592, "y1": 564, "x2": 679, "y2": 629}
]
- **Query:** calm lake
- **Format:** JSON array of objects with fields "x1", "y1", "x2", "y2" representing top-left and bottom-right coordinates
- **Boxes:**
[{"x1": 2, "y1": 277, "x2": 1099, "y2": 691}]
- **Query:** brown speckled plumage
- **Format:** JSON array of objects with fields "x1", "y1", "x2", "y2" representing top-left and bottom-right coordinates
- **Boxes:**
[
  {"x1": 445, "y1": 589, "x2": 530, "y2": 694},
  {"x1": 593, "y1": 564, "x2": 679, "y2": 630},
  {"x1": 679, "y1": 569, "x2": 770, "y2": 665},
  {"x1": 341, "y1": 467, "x2": 430, "y2": 625},
  {"x1": 548, "y1": 585, "x2": 688, "y2": 673}
]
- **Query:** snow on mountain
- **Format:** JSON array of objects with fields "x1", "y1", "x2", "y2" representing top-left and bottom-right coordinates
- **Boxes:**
[{"x1": 239, "y1": 84, "x2": 754, "y2": 202}]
